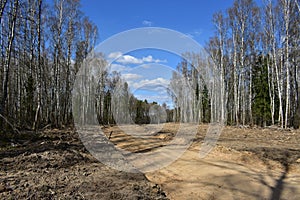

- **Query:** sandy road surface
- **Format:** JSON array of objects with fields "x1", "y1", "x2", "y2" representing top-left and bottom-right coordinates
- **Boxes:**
[{"x1": 103, "y1": 123, "x2": 300, "y2": 200}]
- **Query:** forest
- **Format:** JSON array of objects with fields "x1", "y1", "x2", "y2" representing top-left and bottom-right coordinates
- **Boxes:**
[
  {"x1": 0, "y1": 0, "x2": 299, "y2": 134},
  {"x1": 169, "y1": 0, "x2": 299, "y2": 128},
  {"x1": 1, "y1": 0, "x2": 300, "y2": 199}
]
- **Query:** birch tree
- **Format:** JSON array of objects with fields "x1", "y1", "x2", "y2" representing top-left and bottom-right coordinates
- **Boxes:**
[{"x1": 0, "y1": 0, "x2": 18, "y2": 129}]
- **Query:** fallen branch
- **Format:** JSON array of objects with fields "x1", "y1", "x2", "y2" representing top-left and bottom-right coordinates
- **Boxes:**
[
  {"x1": 0, "y1": 114, "x2": 20, "y2": 135},
  {"x1": 42, "y1": 124, "x2": 52, "y2": 130}
]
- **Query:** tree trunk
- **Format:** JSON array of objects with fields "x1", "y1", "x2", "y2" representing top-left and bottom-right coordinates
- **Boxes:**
[{"x1": 0, "y1": 0, "x2": 18, "y2": 128}]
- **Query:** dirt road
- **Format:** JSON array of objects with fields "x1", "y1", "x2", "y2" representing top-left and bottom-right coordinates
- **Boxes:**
[
  {"x1": 146, "y1": 144, "x2": 300, "y2": 200},
  {"x1": 104, "y1": 124, "x2": 300, "y2": 200}
]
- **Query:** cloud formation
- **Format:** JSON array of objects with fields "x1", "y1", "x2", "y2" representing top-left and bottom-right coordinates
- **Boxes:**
[
  {"x1": 134, "y1": 94, "x2": 171, "y2": 103},
  {"x1": 122, "y1": 73, "x2": 143, "y2": 80},
  {"x1": 108, "y1": 52, "x2": 167, "y2": 65},
  {"x1": 142, "y1": 20, "x2": 153, "y2": 26},
  {"x1": 117, "y1": 55, "x2": 143, "y2": 64},
  {"x1": 131, "y1": 77, "x2": 170, "y2": 91},
  {"x1": 108, "y1": 51, "x2": 122, "y2": 59},
  {"x1": 109, "y1": 64, "x2": 129, "y2": 72}
]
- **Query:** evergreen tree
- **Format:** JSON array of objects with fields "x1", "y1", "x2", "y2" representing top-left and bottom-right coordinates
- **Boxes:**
[{"x1": 252, "y1": 55, "x2": 272, "y2": 127}]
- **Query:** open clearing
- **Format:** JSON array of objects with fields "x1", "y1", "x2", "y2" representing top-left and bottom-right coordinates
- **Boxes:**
[
  {"x1": 1, "y1": 123, "x2": 300, "y2": 199},
  {"x1": 103, "y1": 123, "x2": 300, "y2": 200}
]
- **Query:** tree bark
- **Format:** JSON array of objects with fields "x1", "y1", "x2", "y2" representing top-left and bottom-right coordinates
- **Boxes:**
[{"x1": 0, "y1": 0, "x2": 18, "y2": 127}]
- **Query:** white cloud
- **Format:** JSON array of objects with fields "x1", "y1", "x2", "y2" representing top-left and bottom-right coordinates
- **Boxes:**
[
  {"x1": 124, "y1": 76, "x2": 173, "y2": 107},
  {"x1": 142, "y1": 20, "x2": 153, "y2": 26},
  {"x1": 134, "y1": 89, "x2": 173, "y2": 107},
  {"x1": 142, "y1": 55, "x2": 154, "y2": 62},
  {"x1": 135, "y1": 94, "x2": 171, "y2": 102},
  {"x1": 116, "y1": 55, "x2": 166, "y2": 65},
  {"x1": 109, "y1": 64, "x2": 130, "y2": 72},
  {"x1": 132, "y1": 77, "x2": 170, "y2": 90},
  {"x1": 117, "y1": 55, "x2": 144, "y2": 64},
  {"x1": 122, "y1": 73, "x2": 143, "y2": 80},
  {"x1": 142, "y1": 55, "x2": 167, "y2": 63},
  {"x1": 108, "y1": 51, "x2": 123, "y2": 60},
  {"x1": 108, "y1": 51, "x2": 167, "y2": 65}
]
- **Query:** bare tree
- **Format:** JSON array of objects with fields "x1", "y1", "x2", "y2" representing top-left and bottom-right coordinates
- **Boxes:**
[{"x1": 0, "y1": 0, "x2": 19, "y2": 128}]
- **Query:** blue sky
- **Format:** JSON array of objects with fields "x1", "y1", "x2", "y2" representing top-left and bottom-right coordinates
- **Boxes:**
[
  {"x1": 81, "y1": 0, "x2": 237, "y2": 45},
  {"x1": 79, "y1": 0, "x2": 261, "y2": 107}
]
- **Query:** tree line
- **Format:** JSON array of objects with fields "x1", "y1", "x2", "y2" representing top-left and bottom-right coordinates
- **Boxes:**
[
  {"x1": 0, "y1": 0, "x2": 97, "y2": 131},
  {"x1": 1, "y1": 0, "x2": 299, "y2": 133},
  {"x1": 0, "y1": 0, "x2": 172, "y2": 132},
  {"x1": 170, "y1": 0, "x2": 299, "y2": 128},
  {"x1": 72, "y1": 60, "x2": 172, "y2": 126}
]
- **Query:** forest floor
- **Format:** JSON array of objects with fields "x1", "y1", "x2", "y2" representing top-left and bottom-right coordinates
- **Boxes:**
[
  {"x1": 0, "y1": 123, "x2": 300, "y2": 199},
  {"x1": 0, "y1": 128, "x2": 168, "y2": 199}
]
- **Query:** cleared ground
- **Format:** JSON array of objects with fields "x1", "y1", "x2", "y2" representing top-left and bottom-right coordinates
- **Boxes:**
[
  {"x1": 0, "y1": 129, "x2": 167, "y2": 199},
  {"x1": 103, "y1": 123, "x2": 300, "y2": 200},
  {"x1": 0, "y1": 123, "x2": 300, "y2": 199}
]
